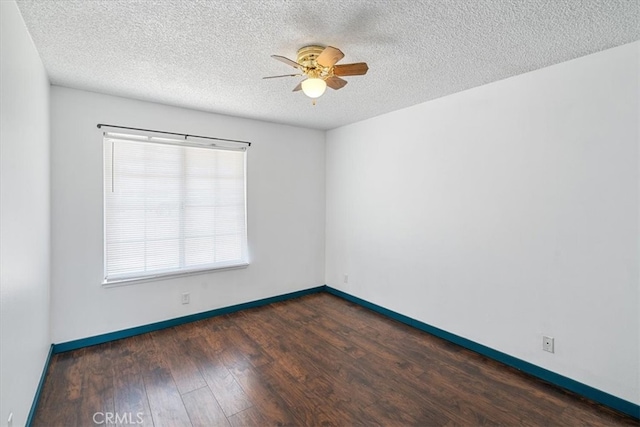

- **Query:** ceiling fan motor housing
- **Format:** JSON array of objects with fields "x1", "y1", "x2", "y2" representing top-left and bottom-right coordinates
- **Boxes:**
[{"x1": 297, "y1": 45, "x2": 330, "y2": 78}]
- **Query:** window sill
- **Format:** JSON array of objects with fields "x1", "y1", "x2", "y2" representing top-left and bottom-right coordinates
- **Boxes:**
[{"x1": 102, "y1": 263, "x2": 250, "y2": 288}]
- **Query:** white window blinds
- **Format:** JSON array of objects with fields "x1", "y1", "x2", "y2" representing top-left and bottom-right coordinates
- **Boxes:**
[{"x1": 103, "y1": 132, "x2": 248, "y2": 283}]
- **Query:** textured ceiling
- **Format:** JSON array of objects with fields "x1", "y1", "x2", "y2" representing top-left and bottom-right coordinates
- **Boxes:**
[{"x1": 15, "y1": 0, "x2": 640, "y2": 130}]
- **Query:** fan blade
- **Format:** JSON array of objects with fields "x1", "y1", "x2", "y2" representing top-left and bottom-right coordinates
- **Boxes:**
[
  {"x1": 293, "y1": 81, "x2": 303, "y2": 92},
  {"x1": 271, "y1": 55, "x2": 300, "y2": 69},
  {"x1": 316, "y1": 46, "x2": 344, "y2": 67},
  {"x1": 333, "y1": 62, "x2": 369, "y2": 76},
  {"x1": 263, "y1": 74, "x2": 302, "y2": 79},
  {"x1": 325, "y1": 76, "x2": 348, "y2": 90}
]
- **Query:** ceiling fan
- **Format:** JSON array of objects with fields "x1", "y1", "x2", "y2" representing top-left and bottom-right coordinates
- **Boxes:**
[{"x1": 264, "y1": 45, "x2": 369, "y2": 103}]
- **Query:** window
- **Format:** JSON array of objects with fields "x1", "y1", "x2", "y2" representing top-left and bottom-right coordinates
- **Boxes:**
[{"x1": 103, "y1": 132, "x2": 248, "y2": 284}]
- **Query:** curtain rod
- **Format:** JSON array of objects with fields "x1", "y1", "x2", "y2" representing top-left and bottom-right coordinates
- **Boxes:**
[{"x1": 97, "y1": 124, "x2": 252, "y2": 146}]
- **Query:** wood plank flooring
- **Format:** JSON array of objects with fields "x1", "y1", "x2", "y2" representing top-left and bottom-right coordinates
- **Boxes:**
[{"x1": 34, "y1": 293, "x2": 638, "y2": 426}]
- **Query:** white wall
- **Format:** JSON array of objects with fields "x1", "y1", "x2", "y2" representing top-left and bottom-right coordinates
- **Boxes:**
[
  {"x1": 326, "y1": 42, "x2": 639, "y2": 404},
  {"x1": 0, "y1": 1, "x2": 51, "y2": 425},
  {"x1": 50, "y1": 86, "x2": 325, "y2": 343}
]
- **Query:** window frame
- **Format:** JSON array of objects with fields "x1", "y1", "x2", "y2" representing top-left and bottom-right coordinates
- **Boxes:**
[{"x1": 101, "y1": 131, "x2": 249, "y2": 286}]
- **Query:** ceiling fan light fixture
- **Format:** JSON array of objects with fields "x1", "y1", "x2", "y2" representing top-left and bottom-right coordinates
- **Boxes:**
[
  {"x1": 301, "y1": 78, "x2": 327, "y2": 98},
  {"x1": 266, "y1": 45, "x2": 368, "y2": 101}
]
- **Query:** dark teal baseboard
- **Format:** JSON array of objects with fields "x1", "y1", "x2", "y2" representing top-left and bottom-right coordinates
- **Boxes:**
[
  {"x1": 39, "y1": 284, "x2": 638, "y2": 421},
  {"x1": 26, "y1": 344, "x2": 54, "y2": 427},
  {"x1": 53, "y1": 285, "x2": 325, "y2": 354},
  {"x1": 324, "y1": 286, "x2": 640, "y2": 420}
]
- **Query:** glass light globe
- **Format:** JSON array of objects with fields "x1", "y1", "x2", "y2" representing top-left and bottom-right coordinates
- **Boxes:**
[{"x1": 301, "y1": 78, "x2": 327, "y2": 98}]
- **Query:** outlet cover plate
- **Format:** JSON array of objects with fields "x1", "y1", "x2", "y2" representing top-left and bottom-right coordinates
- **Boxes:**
[
  {"x1": 543, "y1": 336, "x2": 554, "y2": 353},
  {"x1": 181, "y1": 293, "x2": 190, "y2": 304}
]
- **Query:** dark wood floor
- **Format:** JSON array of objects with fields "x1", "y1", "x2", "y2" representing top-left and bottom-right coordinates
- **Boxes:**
[{"x1": 34, "y1": 293, "x2": 637, "y2": 426}]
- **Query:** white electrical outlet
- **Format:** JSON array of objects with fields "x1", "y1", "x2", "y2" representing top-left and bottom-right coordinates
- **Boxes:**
[
  {"x1": 181, "y1": 293, "x2": 190, "y2": 304},
  {"x1": 343, "y1": 274, "x2": 349, "y2": 283},
  {"x1": 8, "y1": 412, "x2": 13, "y2": 427},
  {"x1": 543, "y1": 336, "x2": 554, "y2": 353}
]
